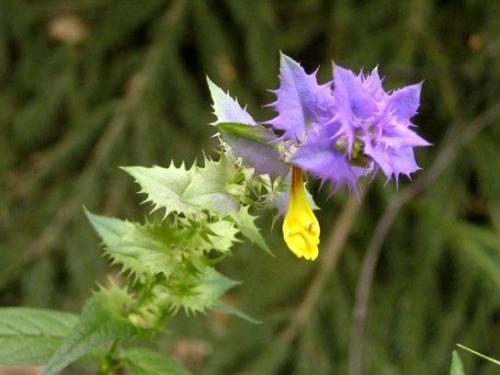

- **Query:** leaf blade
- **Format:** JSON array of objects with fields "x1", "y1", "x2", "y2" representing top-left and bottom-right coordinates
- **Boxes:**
[
  {"x1": 122, "y1": 164, "x2": 200, "y2": 218},
  {"x1": 232, "y1": 206, "x2": 273, "y2": 255},
  {"x1": 450, "y1": 351, "x2": 466, "y2": 375},
  {"x1": 123, "y1": 347, "x2": 191, "y2": 375},
  {"x1": 207, "y1": 78, "x2": 256, "y2": 125},
  {"x1": 41, "y1": 287, "x2": 137, "y2": 375},
  {"x1": 182, "y1": 158, "x2": 240, "y2": 216},
  {"x1": 166, "y1": 267, "x2": 239, "y2": 314},
  {"x1": 86, "y1": 209, "x2": 178, "y2": 278},
  {"x1": 0, "y1": 308, "x2": 78, "y2": 366},
  {"x1": 212, "y1": 302, "x2": 261, "y2": 324}
]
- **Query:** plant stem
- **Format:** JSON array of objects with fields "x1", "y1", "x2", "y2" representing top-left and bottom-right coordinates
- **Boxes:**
[{"x1": 98, "y1": 339, "x2": 122, "y2": 375}]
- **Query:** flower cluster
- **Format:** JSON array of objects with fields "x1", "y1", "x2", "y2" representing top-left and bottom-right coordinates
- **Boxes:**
[
  {"x1": 268, "y1": 54, "x2": 430, "y2": 191},
  {"x1": 208, "y1": 53, "x2": 429, "y2": 260}
]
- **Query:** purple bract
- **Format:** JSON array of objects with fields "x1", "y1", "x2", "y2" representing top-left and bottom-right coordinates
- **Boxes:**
[{"x1": 209, "y1": 53, "x2": 430, "y2": 191}]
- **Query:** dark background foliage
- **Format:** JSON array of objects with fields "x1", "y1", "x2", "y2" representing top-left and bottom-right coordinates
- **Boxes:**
[{"x1": 0, "y1": 0, "x2": 498, "y2": 374}]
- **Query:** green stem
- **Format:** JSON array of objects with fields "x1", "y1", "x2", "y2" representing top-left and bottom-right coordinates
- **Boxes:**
[
  {"x1": 98, "y1": 339, "x2": 122, "y2": 375},
  {"x1": 457, "y1": 344, "x2": 500, "y2": 366}
]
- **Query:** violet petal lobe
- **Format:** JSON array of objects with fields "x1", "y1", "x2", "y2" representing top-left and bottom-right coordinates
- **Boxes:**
[
  {"x1": 364, "y1": 142, "x2": 420, "y2": 180},
  {"x1": 291, "y1": 125, "x2": 371, "y2": 192},
  {"x1": 333, "y1": 65, "x2": 378, "y2": 119},
  {"x1": 267, "y1": 53, "x2": 334, "y2": 142},
  {"x1": 389, "y1": 83, "x2": 422, "y2": 121},
  {"x1": 379, "y1": 125, "x2": 431, "y2": 149},
  {"x1": 328, "y1": 64, "x2": 429, "y2": 184}
]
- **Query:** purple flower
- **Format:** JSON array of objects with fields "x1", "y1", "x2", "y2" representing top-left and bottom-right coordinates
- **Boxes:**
[
  {"x1": 291, "y1": 123, "x2": 372, "y2": 193},
  {"x1": 266, "y1": 53, "x2": 334, "y2": 142},
  {"x1": 207, "y1": 54, "x2": 430, "y2": 261},
  {"x1": 209, "y1": 55, "x2": 429, "y2": 191},
  {"x1": 207, "y1": 77, "x2": 289, "y2": 178},
  {"x1": 286, "y1": 63, "x2": 429, "y2": 190},
  {"x1": 329, "y1": 65, "x2": 430, "y2": 183}
]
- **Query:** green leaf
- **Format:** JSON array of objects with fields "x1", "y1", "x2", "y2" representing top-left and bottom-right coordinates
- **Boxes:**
[
  {"x1": 207, "y1": 77, "x2": 256, "y2": 126},
  {"x1": 123, "y1": 157, "x2": 242, "y2": 218},
  {"x1": 205, "y1": 219, "x2": 240, "y2": 253},
  {"x1": 450, "y1": 351, "x2": 466, "y2": 375},
  {"x1": 177, "y1": 218, "x2": 239, "y2": 254},
  {"x1": 259, "y1": 174, "x2": 289, "y2": 217},
  {"x1": 216, "y1": 122, "x2": 289, "y2": 179},
  {"x1": 216, "y1": 122, "x2": 276, "y2": 145},
  {"x1": 182, "y1": 157, "x2": 240, "y2": 217},
  {"x1": 122, "y1": 163, "x2": 201, "y2": 218},
  {"x1": 0, "y1": 308, "x2": 78, "y2": 365},
  {"x1": 212, "y1": 302, "x2": 261, "y2": 324},
  {"x1": 123, "y1": 347, "x2": 191, "y2": 375},
  {"x1": 86, "y1": 210, "x2": 179, "y2": 278},
  {"x1": 232, "y1": 205, "x2": 273, "y2": 255},
  {"x1": 165, "y1": 267, "x2": 239, "y2": 314},
  {"x1": 42, "y1": 287, "x2": 137, "y2": 375}
]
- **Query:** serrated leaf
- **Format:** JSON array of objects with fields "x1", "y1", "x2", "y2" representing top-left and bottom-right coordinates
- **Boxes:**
[
  {"x1": 86, "y1": 210, "x2": 179, "y2": 278},
  {"x1": 450, "y1": 351, "x2": 466, "y2": 375},
  {"x1": 124, "y1": 157, "x2": 243, "y2": 218},
  {"x1": 261, "y1": 175, "x2": 290, "y2": 217},
  {"x1": 261, "y1": 172, "x2": 318, "y2": 219},
  {"x1": 123, "y1": 347, "x2": 191, "y2": 375},
  {"x1": 42, "y1": 287, "x2": 137, "y2": 375},
  {"x1": 182, "y1": 157, "x2": 240, "y2": 216},
  {"x1": 207, "y1": 77, "x2": 256, "y2": 125},
  {"x1": 231, "y1": 206, "x2": 272, "y2": 255},
  {"x1": 206, "y1": 220, "x2": 240, "y2": 252},
  {"x1": 166, "y1": 267, "x2": 239, "y2": 314},
  {"x1": 122, "y1": 164, "x2": 201, "y2": 218},
  {"x1": 0, "y1": 308, "x2": 78, "y2": 366},
  {"x1": 216, "y1": 122, "x2": 289, "y2": 179},
  {"x1": 179, "y1": 218, "x2": 239, "y2": 254}
]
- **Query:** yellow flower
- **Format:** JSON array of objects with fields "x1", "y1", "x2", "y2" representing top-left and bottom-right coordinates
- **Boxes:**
[{"x1": 282, "y1": 167, "x2": 320, "y2": 260}]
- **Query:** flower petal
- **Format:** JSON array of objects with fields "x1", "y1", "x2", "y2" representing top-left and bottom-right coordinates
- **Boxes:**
[
  {"x1": 291, "y1": 127, "x2": 371, "y2": 191},
  {"x1": 381, "y1": 124, "x2": 431, "y2": 148},
  {"x1": 389, "y1": 83, "x2": 422, "y2": 120},
  {"x1": 364, "y1": 143, "x2": 420, "y2": 179},
  {"x1": 282, "y1": 167, "x2": 320, "y2": 260},
  {"x1": 267, "y1": 53, "x2": 334, "y2": 141},
  {"x1": 364, "y1": 66, "x2": 388, "y2": 101},
  {"x1": 333, "y1": 65, "x2": 378, "y2": 119}
]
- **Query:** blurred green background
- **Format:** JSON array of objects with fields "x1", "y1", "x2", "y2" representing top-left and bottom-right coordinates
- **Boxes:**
[{"x1": 0, "y1": 0, "x2": 499, "y2": 374}]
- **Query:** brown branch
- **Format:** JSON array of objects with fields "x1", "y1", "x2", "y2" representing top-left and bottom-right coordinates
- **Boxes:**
[{"x1": 347, "y1": 101, "x2": 500, "y2": 375}]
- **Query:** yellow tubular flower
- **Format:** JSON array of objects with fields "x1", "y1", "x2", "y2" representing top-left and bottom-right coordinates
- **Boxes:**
[{"x1": 282, "y1": 167, "x2": 320, "y2": 260}]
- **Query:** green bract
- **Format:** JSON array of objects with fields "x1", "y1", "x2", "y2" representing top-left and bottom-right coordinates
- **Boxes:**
[
  {"x1": 0, "y1": 154, "x2": 275, "y2": 374},
  {"x1": 86, "y1": 155, "x2": 271, "y2": 323}
]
